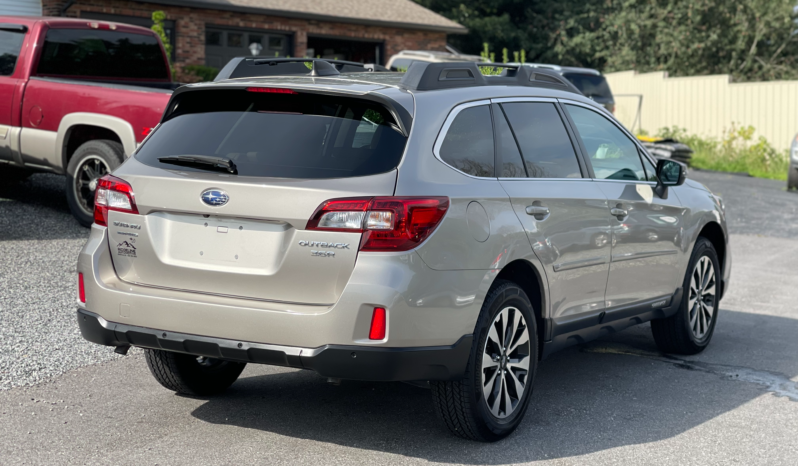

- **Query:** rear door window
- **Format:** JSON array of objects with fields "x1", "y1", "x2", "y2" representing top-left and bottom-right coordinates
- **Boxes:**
[
  {"x1": 135, "y1": 90, "x2": 407, "y2": 179},
  {"x1": 438, "y1": 105, "x2": 495, "y2": 177},
  {"x1": 0, "y1": 30, "x2": 25, "y2": 76},
  {"x1": 493, "y1": 105, "x2": 526, "y2": 178},
  {"x1": 501, "y1": 102, "x2": 582, "y2": 178},
  {"x1": 36, "y1": 28, "x2": 169, "y2": 80},
  {"x1": 565, "y1": 104, "x2": 646, "y2": 181}
]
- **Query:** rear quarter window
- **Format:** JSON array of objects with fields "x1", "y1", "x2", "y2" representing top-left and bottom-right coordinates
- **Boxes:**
[
  {"x1": 437, "y1": 105, "x2": 495, "y2": 178},
  {"x1": 135, "y1": 90, "x2": 408, "y2": 179},
  {"x1": 36, "y1": 28, "x2": 169, "y2": 80},
  {"x1": 0, "y1": 30, "x2": 25, "y2": 76}
]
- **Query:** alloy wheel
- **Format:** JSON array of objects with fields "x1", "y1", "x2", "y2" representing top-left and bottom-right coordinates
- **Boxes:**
[
  {"x1": 73, "y1": 155, "x2": 110, "y2": 215},
  {"x1": 482, "y1": 306, "x2": 531, "y2": 418},
  {"x1": 688, "y1": 256, "x2": 716, "y2": 340}
]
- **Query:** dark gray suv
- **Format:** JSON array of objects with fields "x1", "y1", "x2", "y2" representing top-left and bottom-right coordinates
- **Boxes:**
[{"x1": 76, "y1": 59, "x2": 731, "y2": 442}]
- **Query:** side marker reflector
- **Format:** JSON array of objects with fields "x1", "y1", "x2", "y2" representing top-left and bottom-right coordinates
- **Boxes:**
[{"x1": 369, "y1": 307, "x2": 386, "y2": 340}]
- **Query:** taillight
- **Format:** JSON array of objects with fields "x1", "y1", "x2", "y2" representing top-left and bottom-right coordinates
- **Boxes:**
[
  {"x1": 306, "y1": 197, "x2": 449, "y2": 252},
  {"x1": 93, "y1": 175, "x2": 139, "y2": 227},
  {"x1": 78, "y1": 273, "x2": 85, "y2": 303}
]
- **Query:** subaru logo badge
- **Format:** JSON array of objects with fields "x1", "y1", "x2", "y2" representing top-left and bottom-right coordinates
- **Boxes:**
[{"x1": 200, "y1": 189, "x2": 229, "y2": 207}]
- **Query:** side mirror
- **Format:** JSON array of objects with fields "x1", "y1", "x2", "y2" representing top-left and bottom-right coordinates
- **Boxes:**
[{"x1": 654, "y1": 159, "x2": 686, "y2": 198}]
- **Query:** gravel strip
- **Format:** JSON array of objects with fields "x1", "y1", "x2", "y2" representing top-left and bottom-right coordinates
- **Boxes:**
[{"x1": 0, "y1": 174, "x2": 122, "y2": 390}]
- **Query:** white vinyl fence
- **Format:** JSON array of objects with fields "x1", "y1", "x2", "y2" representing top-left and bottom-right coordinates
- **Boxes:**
[{"x1": 605, "y1": 70, "x2": 798, "y2": 151}]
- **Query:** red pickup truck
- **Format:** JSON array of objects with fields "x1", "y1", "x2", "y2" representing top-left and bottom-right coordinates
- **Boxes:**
[{"x1": 0, "y1": 16, "x2": 175, "y2": 226}]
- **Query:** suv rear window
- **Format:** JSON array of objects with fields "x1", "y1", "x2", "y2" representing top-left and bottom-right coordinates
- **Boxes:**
[
  {"x1": 0, "y1": 30, "x2": 25, "y2": 76},
  {"x1": 135, "y1": 90, "x2": 408, "y2": 179},
  {"x1": 562, "y1": 74, "x2": 611, "y2": 99},
  {"x1": 36, "y1": 29, "x2": 169, "y2": 80}
]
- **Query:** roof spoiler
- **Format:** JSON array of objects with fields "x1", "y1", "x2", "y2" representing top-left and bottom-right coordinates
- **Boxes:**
[
  {"x1": 214, "y1": 57, "x2": 389, "y2": 81},
  {"x1": 398, "y1": 62, "x2": 582, "y2": 95}
]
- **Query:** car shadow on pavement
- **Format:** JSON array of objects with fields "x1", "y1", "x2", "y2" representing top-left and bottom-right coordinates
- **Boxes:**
[
  {"x1": 189, "y1": 309, "x2": 798, "y2": 463},
  {"x1": 0, "y1": 174, "x2": 88, "y2": 241}
]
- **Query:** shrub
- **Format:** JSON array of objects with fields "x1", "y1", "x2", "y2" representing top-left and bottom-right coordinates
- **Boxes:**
[{"x1": 655, "y1": 125, "x2": 789, "y2": 181}]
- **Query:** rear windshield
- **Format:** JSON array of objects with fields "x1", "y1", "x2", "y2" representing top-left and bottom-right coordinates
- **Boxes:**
[
  {"x1": 36, "y1": 28, "x2": 169, "y2": 80},
  {"x1": 135, "y1": 90, "x2": 408, "y2": 179},
  {"x1": 563, "y1": 73, "x2": 612, "y2": 99},
  {"x1": 0, "y1": 30, "x2": 25, "y2": 76}
]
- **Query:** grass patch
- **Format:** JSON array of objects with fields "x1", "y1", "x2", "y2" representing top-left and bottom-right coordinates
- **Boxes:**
[{"x1": 652, "y1": 126, "x2": 789, "y2": 181}]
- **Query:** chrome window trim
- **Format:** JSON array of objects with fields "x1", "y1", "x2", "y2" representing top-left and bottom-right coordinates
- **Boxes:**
[
  {"x1": 490, "y1": 97, "x2": 557, "y2": 104},
  {"x1": 432, "y1": 99, "x2": 496, "y2": 180},
  {"x1": 558, "y1": 98, "x2": 661, "y2": 180},
  {"x1": 498, "y1": 177, "x2": 592, "y2": 182}
]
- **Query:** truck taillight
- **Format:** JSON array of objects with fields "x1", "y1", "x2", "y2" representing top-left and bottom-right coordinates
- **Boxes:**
[
  {"x1": 306, "y1": 197, "x2": 449, "y2": 252},
  {"x1": 93, "y1": 175, "x2": 139, "y2": 227}
]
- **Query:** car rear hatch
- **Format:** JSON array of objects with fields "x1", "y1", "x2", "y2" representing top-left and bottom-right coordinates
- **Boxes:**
[{"x1": 104, "y1": 86, "x2": 410, "y2": 305}]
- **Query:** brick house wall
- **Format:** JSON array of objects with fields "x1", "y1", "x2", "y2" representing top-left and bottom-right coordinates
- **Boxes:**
[{"x1": 41, "y1": 0, "x2": 447, "y2": 68}]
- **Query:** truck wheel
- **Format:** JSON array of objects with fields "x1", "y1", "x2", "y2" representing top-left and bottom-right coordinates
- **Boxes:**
[
  {"x1": 651, "y1": 237, "x2": 720, "y2": 355},
  {"x1": 788, "y1": 167, "x2": 798, "y2": 191},
  {"x1": 65, "y1": 139, "x2": 125, "y2": 227},
  {"x1": 430, "y1": 280, "x2": 538, "y2": 442},
  {"x1": 144, "y1": 349, "x2": 247, "y2": 396},
  {"x1": 0, "y1": 166, "x2": 31, "y2": 185}
]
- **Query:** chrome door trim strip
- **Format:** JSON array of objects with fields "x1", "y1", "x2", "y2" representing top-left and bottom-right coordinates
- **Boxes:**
[
  {"x1": 611, "y1": 250, "x2": 678, "y2": 263},
  {"x1": 553, "y1": 256, "x2": 608, "y2": 272}
]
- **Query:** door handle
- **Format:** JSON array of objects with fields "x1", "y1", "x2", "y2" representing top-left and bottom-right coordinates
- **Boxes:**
[
  {"x1": 610, "y1": 205, "x2": 628, "y2": 220},
  {"x1": 526, "y1": 205, "x2": 550, "y2": 220}
]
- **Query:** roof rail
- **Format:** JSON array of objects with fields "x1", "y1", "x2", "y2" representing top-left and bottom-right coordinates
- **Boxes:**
[
  {"x1": 214, "y1": 57, "x2": 388, "y2": 82},
  {"x1": 398, "y1": 62, "x2": 582, "y2": 95}
]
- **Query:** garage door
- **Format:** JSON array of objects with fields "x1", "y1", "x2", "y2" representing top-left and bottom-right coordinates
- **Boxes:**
[
  {"x1": 0, "y1": 0, "x2": 42, "y2": 15},
  {"x1": 205, "y1": 27, "x2": 291, "y2": 69}
]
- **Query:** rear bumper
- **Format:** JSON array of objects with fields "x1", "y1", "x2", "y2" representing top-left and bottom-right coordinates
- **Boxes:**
[{"x1": 78, "y1": 308, "x2": 472, "y2": 381}]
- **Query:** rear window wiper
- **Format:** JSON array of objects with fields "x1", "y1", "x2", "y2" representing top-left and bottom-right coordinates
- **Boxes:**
[{"x1": 158, "y1": 155, "x2": 237, "y2": 174}]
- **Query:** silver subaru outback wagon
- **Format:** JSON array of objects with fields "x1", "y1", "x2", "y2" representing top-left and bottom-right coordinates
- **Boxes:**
[{"x1": 76, "y1": 59, "x2": 731, "y2": 441}]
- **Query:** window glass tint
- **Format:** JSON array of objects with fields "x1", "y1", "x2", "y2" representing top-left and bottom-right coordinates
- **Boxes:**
[
  {"x1": 640, "y1": 149, "x2": 658, "y2": 182},
  {"x1": 0, "y1": 30, "x2": 25, "y2": 76},
  {"x1": 37, "y1": 29, "x2": 169, "y2": 80},
  {"x1": 135, "y1": 90, "x2": 407, "y2": 179},
  {"x1": 565, "y1": 104, "x2": 645, "y2": 181},
  {"x1": 501, "y1": 102, "x2": 581, "y2": 178},
  {"x1": 439, "y1": 105, "x2": 494, "y2": 177},
  {"x1": 494, "y1": 106, "x2": 525, "y2": 178},
  {"x1": 562, "y1": 74, "x2": 612, "y2": 99}
]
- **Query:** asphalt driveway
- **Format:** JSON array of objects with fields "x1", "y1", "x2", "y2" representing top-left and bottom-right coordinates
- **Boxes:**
[{"x1": 1, "y1": 171, "x2": 796, "y2": 465}]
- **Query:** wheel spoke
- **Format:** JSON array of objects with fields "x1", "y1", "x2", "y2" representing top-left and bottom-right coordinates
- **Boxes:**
[
  {"x1": 508, "y1": 329, "x2": 529, "y2": 355},
  {"x1": 482, "y1": 351, "x2": 499, "y2": 369},
  {"x1": 507, "y1": 309, "x2": 521, "y2": 349},
  {"x1": 703, "y1": 262, "x2": 714, "y2": 288},
  {"x1": 507, "y1": 355, "x2": 530, "y2": 372},
  {"x1": 501, "y1": 376, "x2": 512, "y2": 415},
  {"x1": 507, "y1": 368, "x2": 525, "y2": 399},
  {"x1": 483, "y1": 366, "x2": 499, "y2": 401},
  {"x1": 489, "y1": 377, "x2": 502, "y2": 416}
]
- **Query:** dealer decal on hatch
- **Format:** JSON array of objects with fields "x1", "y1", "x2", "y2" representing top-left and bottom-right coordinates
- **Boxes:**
[{"x1": 117, "y1": 240, "x2": 137, "y2": 258}]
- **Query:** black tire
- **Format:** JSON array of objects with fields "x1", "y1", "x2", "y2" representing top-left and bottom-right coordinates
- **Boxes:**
[
  {"x1": 0, "y1": 166, "x2": 31, "y2": 185},
  {"x1": 431, "y1": 280, "x2": 538, "y2": 442},
  {"x1": 65, "y1": 139, "x2": 124, "y2": 227},
  {"x1": 144, "y1": 349, "x2": 247, "y2": 396},
  {"x1": 788, "y1": 167, "x2": 798, "y2": 191},
  {"x1": 651, "y1": 237, "x2": 720, "y2": 355}
]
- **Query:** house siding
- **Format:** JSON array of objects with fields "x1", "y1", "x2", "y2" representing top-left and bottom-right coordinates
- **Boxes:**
[{"x1": 1, "y1": 0, "x2": 43, "y2": 16}]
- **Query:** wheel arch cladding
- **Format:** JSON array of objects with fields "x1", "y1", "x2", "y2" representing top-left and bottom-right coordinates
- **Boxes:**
[
  {"x1": 63, "y1": 125, "x2": 123, "y2": 167},
  {"x1": 697, "y1": 221, "x2": 725, "y2": 280},
  {"x1": 493, "y1": 259, "x2": 546, "y2": 359}
]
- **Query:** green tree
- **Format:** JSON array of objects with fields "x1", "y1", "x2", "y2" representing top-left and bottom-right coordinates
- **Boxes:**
[
  {"x1": 416, "y1": 0, "x2": 798, "y2": 81},
  {"x1": 151, "y1": 11, "x2": 172, "y2": 64}
]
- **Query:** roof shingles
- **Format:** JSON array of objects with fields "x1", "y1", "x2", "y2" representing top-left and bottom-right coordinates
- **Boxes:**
[{"x1": 139, "y1": 0, "x2": 466, "y2": 33}]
